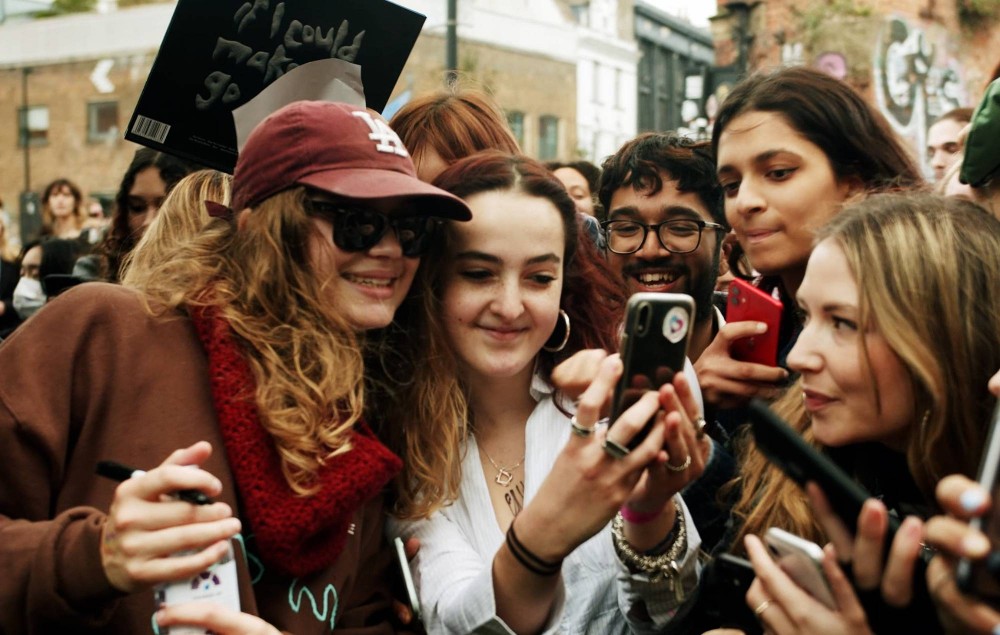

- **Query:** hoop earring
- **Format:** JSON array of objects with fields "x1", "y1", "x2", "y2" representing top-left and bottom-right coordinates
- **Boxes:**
[{"x1": 543, "y1": 309, "x2": 571, "y2": 352}]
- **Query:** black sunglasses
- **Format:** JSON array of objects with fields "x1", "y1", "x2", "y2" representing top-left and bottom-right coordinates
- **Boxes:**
[{"x1": 307, "y1": 200, "x2": 438, "y2": 258}]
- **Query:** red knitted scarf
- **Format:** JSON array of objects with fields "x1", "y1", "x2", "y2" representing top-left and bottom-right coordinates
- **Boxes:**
[{"x1": 189, "y1": 305, "x2": 402, "y2": 578}]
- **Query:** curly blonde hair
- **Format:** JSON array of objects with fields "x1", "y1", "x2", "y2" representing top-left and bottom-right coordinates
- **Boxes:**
[{"x1": 128, "y1": 188, "x2": 365, "y2": 495}]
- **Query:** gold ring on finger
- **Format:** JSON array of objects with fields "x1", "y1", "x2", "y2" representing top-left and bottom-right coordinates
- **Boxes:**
[
  {"x1": 754, "y1": 599, "x2": 772, "y2": 617},
  {"x1": 666, "y1": 454, "x2": 691, "y2": 472}
]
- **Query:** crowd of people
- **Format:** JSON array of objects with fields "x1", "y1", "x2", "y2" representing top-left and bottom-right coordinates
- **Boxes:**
[{"x1": 0, "y1": 65, "x2": 998, "y2": 635}]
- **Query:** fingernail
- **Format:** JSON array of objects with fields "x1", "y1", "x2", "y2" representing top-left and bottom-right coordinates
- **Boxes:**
[
  {"x1": 960, "y1": 487, "x2": 987, "y2": 513},
  {"x1": 962, "y1": 532, "x2": 991, "y2": 557},
  {"x1": 991, "y1": 624, "x2": 1000, "y2": 635},
  {"x1": 756, "y1": 322, "x2": 768, "y2": 333}
]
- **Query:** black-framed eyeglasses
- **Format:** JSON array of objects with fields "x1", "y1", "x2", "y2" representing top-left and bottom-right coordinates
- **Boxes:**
[
  {"x1": 307, "y1": 200, "x2": 438, "y2": 258},
  {"x1": 600, "y1": 218, "x2": 726, "y2": 255}
]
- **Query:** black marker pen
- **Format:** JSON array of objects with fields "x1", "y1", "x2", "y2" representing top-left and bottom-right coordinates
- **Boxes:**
[{"x1": 96, "y1": 460, "x2": 214, "y2": 506}]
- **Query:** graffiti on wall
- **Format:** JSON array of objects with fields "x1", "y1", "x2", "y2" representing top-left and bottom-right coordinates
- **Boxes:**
[{"x1": 873, "y1": 17, "x2": 966, "y2": 178}]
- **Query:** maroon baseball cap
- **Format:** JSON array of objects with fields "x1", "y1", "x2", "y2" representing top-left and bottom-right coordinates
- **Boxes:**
[{"x1": 231, "y1": 100, "x2": 471, "y2": 220}]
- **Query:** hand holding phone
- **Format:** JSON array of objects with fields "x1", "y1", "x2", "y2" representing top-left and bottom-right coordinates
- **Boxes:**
[
  {"x1": 699, "y1": 554, "x2": 763, "y2": 635},
  {"x1": 957, "y1": 401, "x2": 1000, "y2": 604},
  {"x1": 611, "y1": 293, "x2": 693, "y2": 449},
  {"x1": 764, "y1": 527, "x2": 836, "y2": 609},
  {"x1": 746, "y1": 400, "x2": 900, "y2": 547},
  {"x1": 727, "y1": 279, "x2": 782, "y2": 367}
]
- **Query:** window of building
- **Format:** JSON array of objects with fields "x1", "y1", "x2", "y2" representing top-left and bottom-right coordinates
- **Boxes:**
[
  {"x1": 538, "y1": 115, "x2": 559, "y2": 161},
  {"x1": 507, "y1": 110, "x2": 525, "y2": 148},
  {"x1": 87, "y1": 101, "x2": 119, "y2": 142},
  {"x1": 18, "y1": 105, "x2": 49, "y2": 147}
]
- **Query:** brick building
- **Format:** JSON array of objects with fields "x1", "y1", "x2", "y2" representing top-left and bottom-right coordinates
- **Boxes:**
[
  {"x1": 0, "y1": 0, "x2": 588, "y2": 245},
  {"x1": 708, "y1": 0, "x2": 1000, "y2": 177}
]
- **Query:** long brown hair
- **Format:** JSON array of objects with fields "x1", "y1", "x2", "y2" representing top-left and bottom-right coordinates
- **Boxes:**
[
  {"x1": 712, "y1": 66, "x2": 924, "y2": 280},
  {"x1": 728, "y1": 193, "x2": 1000, "y2": 548},
  {"x1": 375, "y1": 152, "x2": 625, "y2": 518}
]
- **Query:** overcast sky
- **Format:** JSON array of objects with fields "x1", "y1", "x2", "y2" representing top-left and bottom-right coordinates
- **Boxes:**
[{"x1": 644, "y1": 0, "x2": 716, "y2": 28}]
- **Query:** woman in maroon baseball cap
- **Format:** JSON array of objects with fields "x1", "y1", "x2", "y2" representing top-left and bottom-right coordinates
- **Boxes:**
[{"x1": 0, "y1": 101, "x2": 470, "y2": 634}]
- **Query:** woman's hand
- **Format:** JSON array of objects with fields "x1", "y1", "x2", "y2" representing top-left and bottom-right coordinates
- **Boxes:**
[
  {"x1": 806, "y1": 483, "x2": 924, "y2": 606},
  {"x1": 515, "y1": 354, "x2": 671, "y2": 560},
  {"x1": 694, "y1": 322, "x2": 788, "y2": 409},
  {"x1": 155, "y1": 603, "x2": 281, "y2": 635},
  {"x1": 922, "y1": 475, "x2": 1000, "y2": 634},
  {"x1": 100, "y1": 441, "x2": 241, "y2": 593},
  {"x1": 550, "y1": 348, "x2": 613, "y2": 414},
  {"x1": 624, "y1": 371, "x2": 709, "y2": 514},
  {"x1": 744, "y1": 534, "x2": 873, "y2": 635}
]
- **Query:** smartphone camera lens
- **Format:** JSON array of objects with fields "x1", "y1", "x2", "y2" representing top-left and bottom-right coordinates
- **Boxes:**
[{"x1": 636, "y1": 303, "x2": 651, "y2": 336}]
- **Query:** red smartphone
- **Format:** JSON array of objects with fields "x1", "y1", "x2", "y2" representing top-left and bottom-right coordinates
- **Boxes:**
[{"x1": 727, "y1": 278, "x2": 783, "y2": 367}]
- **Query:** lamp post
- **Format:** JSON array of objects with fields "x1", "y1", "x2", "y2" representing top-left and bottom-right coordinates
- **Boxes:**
[
  {"x1": 445, "y1": 0, "x2": 457, "y2": 85},
  {"x1": 21, "y1": 67, "x2": 31, "y2": 195}
]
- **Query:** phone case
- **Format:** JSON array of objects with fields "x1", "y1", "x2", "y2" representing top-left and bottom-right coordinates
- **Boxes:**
[
  {"x1": 727, "y1": 278, "x2": 783, "y2": 366},
  {"x1": 956, "y1": 401, "x2": 1000, "y2": 604},
  {"x1": 746, "y1": 400, "x2": 900, "y2": 545},
  {"x1": 611, "y1": 293, "x2": 694, "y2": 449},
  {"x1": 154, "y1": 543, "x2": 241, "y2": 635},
  {"x1": 700, "y1": 554, "x2": 763, "y2": 635},
  {"x1": 393, "y1": 536, "x2": 422, "y2": 621},
  {"x1": 765, "y1": 527, "x2": 836, "y2": 609}
]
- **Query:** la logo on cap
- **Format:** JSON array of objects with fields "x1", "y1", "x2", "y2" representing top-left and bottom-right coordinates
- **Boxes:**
[{"x1": 351, "y1": 111, "x2": 409, "y2": 158}]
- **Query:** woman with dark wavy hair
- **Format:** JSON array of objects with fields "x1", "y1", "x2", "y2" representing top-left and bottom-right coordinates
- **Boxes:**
[
  {"x1": 697, "y1": 66, "x2": 924, "y2": 411},
  {"x1": 387, "y1": 151, "x2": 710, "y2": 634},
  {"x1": 99, "y1": 148, "x2": 197, "y2": 282}
]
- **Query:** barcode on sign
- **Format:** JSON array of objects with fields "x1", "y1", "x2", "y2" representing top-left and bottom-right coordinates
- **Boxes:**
[{"x1": 131, "y1": 115, "x2": 170, "y2": 143}]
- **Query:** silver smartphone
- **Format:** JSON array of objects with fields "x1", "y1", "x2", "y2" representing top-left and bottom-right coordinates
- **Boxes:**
[
  {"x1": 956, "y1": 401, "x2": 1000, "y2": 605},
  {"x1": 393, "y1": 536, "x2": 421, "y2": 622},
  {"x1": 764, "y1": 527, "x2": 836, "y2": 609}
]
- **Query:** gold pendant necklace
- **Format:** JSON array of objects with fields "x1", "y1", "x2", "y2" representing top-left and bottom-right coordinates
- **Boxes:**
[{"x1": 480, "y1": 446, "x2": 524, "y2": 487}]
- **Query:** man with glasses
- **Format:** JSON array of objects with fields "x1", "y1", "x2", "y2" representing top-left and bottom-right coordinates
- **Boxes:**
[
  {"x1": 596, "y1": 132, "x2": 734, "y2": 553},
  {"x1": 598, "y1": 132, "x2": 728, "y2": 362}
]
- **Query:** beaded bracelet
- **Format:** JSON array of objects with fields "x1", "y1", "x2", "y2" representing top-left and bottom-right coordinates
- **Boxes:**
[{"x1": 612, "y1": 497, "x2": 688, "y2": 602}]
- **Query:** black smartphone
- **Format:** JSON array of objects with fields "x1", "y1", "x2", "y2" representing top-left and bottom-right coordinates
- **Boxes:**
[
  {"x1": 392, "y1": 536, "x2": 421, "y2": 622},
  {"x1": 700, "y1": 553, "x2": 762, "y2": 635},
  {"x1": 956, "y1": 400, "x2": 1000, "y2": 604},
  {"x1": 746, "y1": 399, "x2": 900, "y2": 545},
  {"x1": 610, "y1": 292, "x2": 694, "y2": 449}
]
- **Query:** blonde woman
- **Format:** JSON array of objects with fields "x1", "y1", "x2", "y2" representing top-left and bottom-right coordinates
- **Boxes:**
[
  {"x1": 714, "y1": 194, "x2": 1000, "y2": 635},
  {"x1": 0, "y1": 101, "x2": 471, "y2": 634}
]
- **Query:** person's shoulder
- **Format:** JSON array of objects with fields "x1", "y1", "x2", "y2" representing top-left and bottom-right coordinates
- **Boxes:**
[{"x1": 47, "y1": 282, "x2": 146, "y2": 317}]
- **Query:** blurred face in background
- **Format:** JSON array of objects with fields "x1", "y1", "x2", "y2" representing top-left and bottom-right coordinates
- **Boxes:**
[
  {"x1": 552, "y1": 167, "x2": 595, "y2": 216},
  {"x1": 47, "y1": 185, "x2": 77, "y2": 220},
  {"x1": 927, "y1": 118, "x2": 966, "y2": 181},
  {"x1": 126, "y1": 167, "x2": 168, "y2": 239}
]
